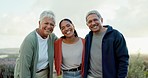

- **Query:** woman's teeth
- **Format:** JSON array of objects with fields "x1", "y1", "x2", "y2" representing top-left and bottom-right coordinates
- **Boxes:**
[{"x1": 66, "y1": 31, "x2": 71, "y2": 34}]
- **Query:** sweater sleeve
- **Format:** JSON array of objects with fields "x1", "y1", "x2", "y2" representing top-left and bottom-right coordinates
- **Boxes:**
[
  {"x1": 19, "y1": 36, "x2": 34, "y2": 78},
  {"x1": 115, "y1": 31, "x2": 129, "y2": 78},
  {"x1": 51, "y1": 33, "x2": 58, "y2": 41},
  {"x1": 54, "y1": 39, "x2": 62, "y2": 76}
]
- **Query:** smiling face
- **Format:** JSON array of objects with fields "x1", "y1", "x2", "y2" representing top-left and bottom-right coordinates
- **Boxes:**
[
  {"x1": 38, "y1": 17, "x2": 55, "y2": 38},
  {"x1": 60, "y1": 20, "x2": 75, "y2": 38},
  {"x1": 86, "y1": 14, "x2": 103, "y2": 33}
]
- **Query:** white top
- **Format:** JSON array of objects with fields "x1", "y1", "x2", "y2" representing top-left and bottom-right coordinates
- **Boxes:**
[
  {"x1": 61, "y1": 38, "x2": 83, "y2": 70},
  {"x1": 36, "y1": 31, "x2": 49, "y2": 71}
]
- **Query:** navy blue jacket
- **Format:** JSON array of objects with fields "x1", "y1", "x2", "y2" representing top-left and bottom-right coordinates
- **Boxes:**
[{"x1": 84, "y1": 25, "x2": 129, "y2": 78}]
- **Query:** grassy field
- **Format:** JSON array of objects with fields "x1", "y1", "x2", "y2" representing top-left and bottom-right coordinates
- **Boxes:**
[
  {"x1": 128, "y1": 54, "x2": 148, "y2": 78},
  {"x1": 0, "y1": 51, "x2": 148, "y2": 78}
]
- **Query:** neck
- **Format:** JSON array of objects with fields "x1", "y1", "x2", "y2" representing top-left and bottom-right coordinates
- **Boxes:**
[
  {"x1": 63, "y1": 36, "x2": 79, "y2": 44},
  {"x1": 36, "y1": 28, "x2": 47, "y2": 39},
  {"x1": 94, "y1": 26, "x2": 107, "y2": 35}
]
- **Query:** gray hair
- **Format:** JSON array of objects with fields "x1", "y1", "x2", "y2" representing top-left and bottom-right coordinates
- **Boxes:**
[
  {"x1": 86, "y1": 10, "x2": 102, "y2": 21},
  {"x1": 39, "y1": 10, "x2": 55, "y2": 23}
]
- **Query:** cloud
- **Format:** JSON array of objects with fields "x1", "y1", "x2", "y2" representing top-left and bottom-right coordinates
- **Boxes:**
[
  {"x1": 0, "y1": 13, "x2": 38, "y2": 36},
  {"x1": 0, "y1": 0, "x2": 147, "y2": 37},
  {"x1": 107, "y1": 0, "x2": 148, "y2": 37}
]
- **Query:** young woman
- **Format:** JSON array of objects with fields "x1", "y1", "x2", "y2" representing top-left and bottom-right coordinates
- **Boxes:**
[{"x1": 54, "y1": 18, "x2": 85, "y2": 78}]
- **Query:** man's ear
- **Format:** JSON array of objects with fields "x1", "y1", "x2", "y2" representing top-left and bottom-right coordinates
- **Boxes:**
[
  {"x1": 101, "y1": 18, "x2": 103, "y2": 23},
  {"x1": 86, "y1": 22, "x2": 89, "y2": 27},
  {"x1": 39, "y1": 21, "x2": 41, "y2": 28}
]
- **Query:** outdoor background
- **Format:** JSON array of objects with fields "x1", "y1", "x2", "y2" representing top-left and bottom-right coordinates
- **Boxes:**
[
  {"x1": 0, "y1": 0, "x2": 148, "y2": 78},
  {"x1": 0, "y1": 0, "x2": 148, "y2": 54}
]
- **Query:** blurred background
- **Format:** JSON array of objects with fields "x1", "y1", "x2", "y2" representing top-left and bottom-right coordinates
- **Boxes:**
[
  {"x1": 0, "y1": 0, "x2": 148, "y2": 54},
  {"x1": 0, "y1": 0, "x2": 148, "y2": 77}
]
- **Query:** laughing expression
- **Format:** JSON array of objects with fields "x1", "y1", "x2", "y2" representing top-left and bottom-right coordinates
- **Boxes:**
[
  {"x1": 39, "y1": 17, "x2": 55, "y2": 38},
  {"x1": 86, "y1": 14, "x2": 103, "y2": 33},
  {"x1": 60, "y1": 21, "x2": 75, "y2": 38}
]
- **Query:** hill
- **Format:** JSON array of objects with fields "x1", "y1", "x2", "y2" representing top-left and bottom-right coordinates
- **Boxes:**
[{"x1": 0, "y1": 48, "x2": 19, "y2": 54}]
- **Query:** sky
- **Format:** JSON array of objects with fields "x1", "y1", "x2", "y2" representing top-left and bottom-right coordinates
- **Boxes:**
[{"x1": 0, "y1": 0, "x2": 148, "y2": 54}]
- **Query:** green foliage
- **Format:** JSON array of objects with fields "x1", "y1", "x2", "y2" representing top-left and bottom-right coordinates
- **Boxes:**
[
  {"x1": 0, "y1": 53, "x2": 148, "y2": 78},
  {"x1": 127, "y1": 53, "x2": 148, "y2": 78}
]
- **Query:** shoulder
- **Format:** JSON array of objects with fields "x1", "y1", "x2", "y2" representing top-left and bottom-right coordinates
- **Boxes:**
[
  {"x1": 19, "y1": 30, "x2": 37, "y2": 49},
  {"x1": 49, "y1": 33, "x2": 58, "y2": 41},
  {"x1": 50, "y1": 33, "x2": 58, "y2": 38},
  {"x1": 112, "y1": 29, "x2": 124, "y2": 38},
  {"x1": 105, "y1": 25, "x2": 123, "y2": 37},
  {"x1": 50, "y1": 33, "x2": 56, "y2": 36},
  {"x1": 79, "y1": 37, "x2": 85, "y2": 45},
  {"x1": 79, "y1": 37, "x2": 85, "y2": 42},
  {"x1": 109, "y1": 27, "x2": 125, "y2": 40},
  {"x1": 24, "y1": 30, "x2": 36, "y2": 42},
  {"x1": 85, "y1": 31, "x2": 93, "y2": 39},
  {"x1": 54, "y1": 38, "x2": 62, "y2": 44}
]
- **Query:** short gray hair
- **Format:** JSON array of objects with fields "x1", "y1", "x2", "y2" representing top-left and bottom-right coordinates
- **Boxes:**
[
  {"x1": 86, "y1": 10, "x2": 102, "y2": 21},
  {"x1": 39, "y1": 10, "x2": 55, "y2": 23}
]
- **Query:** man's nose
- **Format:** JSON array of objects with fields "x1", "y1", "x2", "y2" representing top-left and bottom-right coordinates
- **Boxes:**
[
  {"x1": 47, "y1": 24, "x2": 54, "y2": 28},
  {"x1": 92, "y1": 21, "x2": 96, "y2": 25}
]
